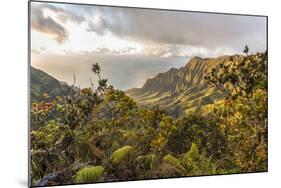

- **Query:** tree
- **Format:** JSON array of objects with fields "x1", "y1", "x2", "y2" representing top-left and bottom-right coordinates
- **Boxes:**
[
  {"x1": 91, "y1": 63, "x2": 101, "y2": 78},
  {"x1": 204, "y1": 48, "x2": 267, "y2": 172},
  {"x1": 243, "y1": 45, "x2": 249, "y2": 55},
  {"x1": 30, "y1": 50, "x2": 267, "y2": 185}
]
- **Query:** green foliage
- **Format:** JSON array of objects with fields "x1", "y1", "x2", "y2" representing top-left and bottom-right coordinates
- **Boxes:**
[
  {"x1": 243, "y1": 45, "x2": 249, "y2": 55},
  {"x1": 135, "y1": 154, "x2": 155, "y2": 170},
  {"x1": 74, "y1": 166, "x2": 104, "y2": 183},
  {"x1": 185, "y1": 143, "x2": 199, "y2": 160},
  {"x1": 163, "y1": 154, "x2": 185, "y2": 172},
  {"x1": 30, "y1": 66, "x2": 75, "y2": 102},
  {"x1": 30, "y1": 51, "x2": 267, "y2": 186},
  {"x1": 205, "y1": 50, "x2": 267, "y2": 171},
  {"x1": 111, "y1": 145, "x2": 134, "y2": 165},
  {"x1": 91, "y1": 63, "x2": 101, "y2": 75},
  {"x1": 167, "y1": 111, "x2": 227, "y2": 160},
  {"x1": 181, "y1": 143, "x2": 217, "y2": 175}
]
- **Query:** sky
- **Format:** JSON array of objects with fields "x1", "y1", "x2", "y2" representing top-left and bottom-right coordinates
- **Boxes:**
[{"x1": 30, "y1": 1, "x2": 267, "y2": 90}]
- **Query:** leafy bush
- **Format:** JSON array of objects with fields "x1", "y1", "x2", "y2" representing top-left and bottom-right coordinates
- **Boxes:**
[{"x1": 30, "y1": 48, "x2": 267, "y2": 185}]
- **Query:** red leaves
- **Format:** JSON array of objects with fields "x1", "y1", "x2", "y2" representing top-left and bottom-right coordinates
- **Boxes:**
[{"x1": 32, "y1": 101, "x2": 55, "y2": 113}]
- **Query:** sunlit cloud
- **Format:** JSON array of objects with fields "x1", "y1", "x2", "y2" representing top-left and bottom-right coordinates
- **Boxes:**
[
  {"x1": 31, "y1": 2, "x2": 266, "y2": 56},
  {"x1": 83, "y1": 7, "x2": 266, "y2": 53},
  {"x1": 31, "y1": 4, "x2": 69, "y2": 43},
  {"x1": 30, "y1": 1, "x2": 267, "y2": 89}
]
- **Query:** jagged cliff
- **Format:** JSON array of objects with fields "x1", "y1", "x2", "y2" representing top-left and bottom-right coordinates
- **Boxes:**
[{"x1": 126, "y1": 55, "x2": 235, "y2": 116}]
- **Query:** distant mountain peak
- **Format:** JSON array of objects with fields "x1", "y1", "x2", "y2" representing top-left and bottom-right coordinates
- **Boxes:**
[
  {"x1": 126, "y1": 55, "x2": 232, "y2": 116},
  {"x1": 191, "y1": 55, "x2": 203, "y2": 60}
]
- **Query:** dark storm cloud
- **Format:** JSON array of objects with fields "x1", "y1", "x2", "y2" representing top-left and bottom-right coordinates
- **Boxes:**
[{"x1": 86, "y1": 6, "x2": 267, "y2": 52}]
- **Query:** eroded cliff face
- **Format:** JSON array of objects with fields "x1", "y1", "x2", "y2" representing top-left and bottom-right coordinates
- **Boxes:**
[{"x1": 126, "y1": 55, "x2": 235, "y2": 115}]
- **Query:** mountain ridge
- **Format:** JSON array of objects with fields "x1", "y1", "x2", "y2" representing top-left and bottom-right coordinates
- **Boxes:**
[
  {"x1": 30, "y1": 66, "x2": 75, "y2": 102},
  {"x1": 126, "y1": 55, "x2": 239, "y2": 116}
]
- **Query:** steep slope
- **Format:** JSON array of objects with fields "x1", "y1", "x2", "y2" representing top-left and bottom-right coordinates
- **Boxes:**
[
  {"x1": 30, "y1": 66, "x2": 75, "y2": 102},
  {"x1": 126, "y1": 56, "x2": 235, "y2": 116}
]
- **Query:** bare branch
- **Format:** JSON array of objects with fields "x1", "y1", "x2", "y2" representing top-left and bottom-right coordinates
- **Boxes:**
[
  {"x1": 71, "y1": 73, "x2": 76, "y2": 88},
  {"x1": 89, "y1": 77, "x2": 94, "y2": 89}
]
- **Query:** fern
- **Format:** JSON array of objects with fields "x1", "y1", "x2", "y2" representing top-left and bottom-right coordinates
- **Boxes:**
[
  {"x1": 182, "y1": 143, "x2": 218, "y2": 175},
  {"x1": 184, "y1": 143, "x2": 199, "y2": 161},
  {"x1": 73, "y1": 166, "x2": 104, "y2": 183},
  {"x1": 135, "y1": 154, "x2": 155, "y2": 169},
  {"x1": 163, "y1": 154, "x2": 185, "y2": 172},
  {"x1": 182, "y1": 143, "x2": 199, "y2": 173},
  {"x1": 111, "y1": 145, "x2": 133, "y2": 165},
  {"x1": 197, "y1": 155, "x2": 217, "y2": 175}
]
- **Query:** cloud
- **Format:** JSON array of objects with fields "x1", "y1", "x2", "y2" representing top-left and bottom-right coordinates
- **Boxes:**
[
  {"x1": 31, "y1": 46, "x2": 47, "y2": 54},
  {"x1": 96, "y1": 47, "x2": 110, "y2": 54},
  {"x1": 42, "y1": 4, "x2": 86, "y2": 24},
  {"x1": 88, "y1": 44, "x2": 235, "y2": 59},
  {"x1": 30, "y1": 3, "x2": 87, "y2": 43},
  {"x1": 31, "y1": 48, "x2": 41, "y2": 54},
  {"x1": 86, "y1": 15, "x2": 108, "y2": 35},
  {"x1": 31, "y1": 4, "x2": 69, "y2": 43},
  {"x1": 85, "y1": 6, "x2": 267, "y2": 53},
  {"x1": 30, "y1": 2, "x2": 267, "y2": 58}
]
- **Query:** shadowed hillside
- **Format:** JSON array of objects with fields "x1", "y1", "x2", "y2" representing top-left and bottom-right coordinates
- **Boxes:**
[{"x1": 30, "y1": 66, "x2": 75, "y2": 102}]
